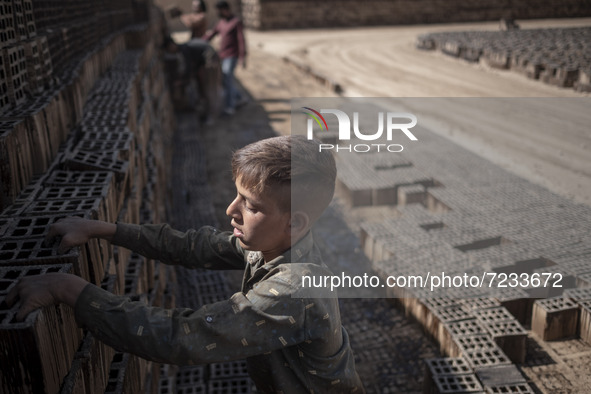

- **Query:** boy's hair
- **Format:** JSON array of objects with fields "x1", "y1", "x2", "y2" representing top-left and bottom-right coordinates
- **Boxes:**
[{"x1": 231, "y1": 136, "x2": 336, "y2": 222}]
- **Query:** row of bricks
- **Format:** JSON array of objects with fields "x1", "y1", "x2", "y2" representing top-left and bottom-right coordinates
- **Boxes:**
[
  {"x1": 416, "y1": 27, "x2": 591, "y2": 91},
  {"x1": 28, "y1": 0, "x2": 137, "y2": 32},
  {"x1": 0, "y1": 10, "x2": 172, "y2": 394},
  {"x1": 0, "y1": 27, "x2": 160, "y2": 217},
  {"x1": 408, "y1": 296, "x2": 528, "y2": 365},
  {"x1": 0, "y1": 29, "x2": 129, "y2": 212},
  {"x1": 0, "y1": 263, "x2": 84, "y2": 394},
  {"x1": 423, "y1": 357, "x2": 534, "y2": 393},
  {"x1": 0, "y1": 43, "x2": 175, "y2": 394},
  {"x1": 0, "y1": 0, "x2": 36, "y2": 46}
]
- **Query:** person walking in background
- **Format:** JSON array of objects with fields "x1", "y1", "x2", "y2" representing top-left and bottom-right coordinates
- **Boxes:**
[
  {"x1": 169, "y1": 0, "x2": 208, "y2": 39},
  {"x1": 203, "y1": 0, "x2": 247, "y2": 116},
  {"x1": 163, "y1": 36, "x2": 221, "y2": 124}
]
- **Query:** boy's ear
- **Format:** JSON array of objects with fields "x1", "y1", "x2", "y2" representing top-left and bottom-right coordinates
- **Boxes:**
[{"x1": 289, "y1": 211, "x2": 310, "y2": 238}]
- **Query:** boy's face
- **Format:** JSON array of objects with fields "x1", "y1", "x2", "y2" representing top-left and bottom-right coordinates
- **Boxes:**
[{"x1": 226, "y1": 177, "x2": 291, "y2": 261}]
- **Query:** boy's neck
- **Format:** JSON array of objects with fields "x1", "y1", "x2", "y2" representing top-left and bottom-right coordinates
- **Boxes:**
[{"x1": 261, "y1": 232, "x2": 309, "y2": 263}]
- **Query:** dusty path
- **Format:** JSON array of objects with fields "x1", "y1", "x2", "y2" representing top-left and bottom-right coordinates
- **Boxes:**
[{"x1": 245, "y1": 18, "x2": 591, "y2": 206}]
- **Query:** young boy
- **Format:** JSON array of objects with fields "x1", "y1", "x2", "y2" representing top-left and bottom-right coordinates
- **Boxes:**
[{"x1": 7, "y1": 136, "x2": 365, "y2": 393}]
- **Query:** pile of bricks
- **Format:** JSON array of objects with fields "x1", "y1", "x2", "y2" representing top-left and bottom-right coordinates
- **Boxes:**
[
  {"x1": 0, "y1": 264, "x2": 82, "y2": 394},
  {"x1": 301, "y1": 97, "x2": 591, "y2": 392},
  {"x1": 417, "y1": 27, "x2": 591, "y2": 92},
  {"x1": 423, "y1": 357, "x2": 534, "y2": 393},
  {"x1": 0, "y1": 0, "x2": 161, "y2": 212},
  {"x1": 0, "y1": 1, "x2": 182, "y2": 393}
]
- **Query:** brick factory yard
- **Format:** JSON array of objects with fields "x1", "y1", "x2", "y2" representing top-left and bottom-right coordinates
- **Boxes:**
[{"x1": 242, "y1": 18, "x2": 591, "y2": 207}]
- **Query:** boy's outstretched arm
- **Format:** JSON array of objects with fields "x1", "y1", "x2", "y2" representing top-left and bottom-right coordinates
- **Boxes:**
[
  {"x1": 46, "y1": 217, "x2": 246, "y2": 270},
  {"x1": 45, "y1": 216, "x2": 116, "y2": 254},
  {"x1": 6, "y1": 270, "x2": 319, "y2": 365}
]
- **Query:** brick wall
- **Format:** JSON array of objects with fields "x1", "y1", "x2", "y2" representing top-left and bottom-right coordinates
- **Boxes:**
[{"x1": 241, "y1": 0, "x2": 591, "y2": 30}]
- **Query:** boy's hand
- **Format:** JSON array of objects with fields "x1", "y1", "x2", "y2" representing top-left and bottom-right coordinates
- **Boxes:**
[
  {"x1": 5, "y1": 273, "x2": 89, "y2": 322},
  {"x1": 45, "y1": 217, "x2": 116, "y2": 254}
]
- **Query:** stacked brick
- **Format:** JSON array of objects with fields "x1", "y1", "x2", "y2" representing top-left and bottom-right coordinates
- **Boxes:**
[
  {"x1": 0, "y1": 0, "x2": 159, "y2": 212},
  {"x1": 0, "y1": 2, "x2": 182, "y2": 393},
  {"x1": 417, "y1": 27, "x2": 591, "y2": 92},
  {"x1": 241, "y1": 0, "x2": 591, "y2": 30}
]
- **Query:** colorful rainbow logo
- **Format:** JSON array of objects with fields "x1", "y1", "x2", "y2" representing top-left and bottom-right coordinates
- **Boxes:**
[{"x1": 301, "y1": 107, "x2": 328, "y2": 131}]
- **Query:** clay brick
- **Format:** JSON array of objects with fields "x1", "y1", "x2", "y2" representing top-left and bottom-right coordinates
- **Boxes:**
[
  {"x1": 532, "y1": 297, "x2": 579, "y2": 341},
  {"x1": 493, "y1": 287, "x2": 530, "y2": 325},
  {"x1": 177, "y1": 384, "x2": 207, "y2": 393},
  {"x1": 210, "y1": 360, "x2": 249, "y2": 379},
  {"x1": 451, "y1": 334, "x2": 498, "y2": 358},
  {"x1": 432, "y1": 373, "x2": 483, "y2": 393},
  {"x1": 564, "y1": 287, "x2": 591, "y2": 303},
  {"x1": 43, "y1": 170, "x2": 114, "y2": 187},
  {"x1": 578, "y1": 300, "x2": 591, "y2": 345},
  {"x1": 176, "y1": 365, "x2": 206, "y2": 387},
  {"x1": 397, "y1": 184, "x2": 426, "y2": 206},
  {"x1": 485, "y1": 383, "x2": 535, "y2": 393},
  {"x1": 462, "y1": 345, "x2": 512, "y2": 371},
  {"x1": 441, "y1": 320, "x2": 487, "y2": 356},
  {"x1": 474, "y1": 307, "x2": 515, "y2": 325},
  {"x1": 481, "y1": 320, "x2": 527, "y2": 363},
  {"x1": 423, "y1": 357, "x2": 474, "y2": 393},
  {"x1": 64, "y1": 150, "x2": 129, "y2": 184},
  {"x1": 208, "y1": 377, "x2": 253, "y2": 394},
  {"x1": 104, "y1": 352, "x2": 143, "y2": 394},
  {"x1": 0, "y1": 1, "x2": 17, "y2": 47},
  {"x1": 460, "y1": 297, "x2": 501, "y2": 312},
  {"x1": 0, "y1": 264, "x2": 83, "y2": 394}
]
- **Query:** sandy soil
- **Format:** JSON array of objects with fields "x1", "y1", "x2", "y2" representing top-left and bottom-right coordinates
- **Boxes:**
[{"x1": 245, "y1": 18, "x2": 591, "y2": 206}]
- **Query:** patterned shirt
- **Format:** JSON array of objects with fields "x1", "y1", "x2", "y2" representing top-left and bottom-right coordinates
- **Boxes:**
[{"x1": 74, "y1": 223, "x2": 365, "y2": 393}]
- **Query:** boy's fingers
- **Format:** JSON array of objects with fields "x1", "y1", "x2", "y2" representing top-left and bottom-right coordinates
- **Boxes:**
[
  {"x1": 44, "y1": 223, "x2": 60, "y2": 246},
  {"x1": 15, "y1": 303, "x2": 36, "y2": 322},
  {"x1": 57, "y1": 238, "x2": 72, "y2": 255},
  {"x1": 5, "y1": 281, "x2": 20, "y2": 307}
]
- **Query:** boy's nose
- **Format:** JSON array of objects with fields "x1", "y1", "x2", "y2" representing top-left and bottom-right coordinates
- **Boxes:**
[{"x1": 226, "y1": 197, "x2": 240, "y2": 219}]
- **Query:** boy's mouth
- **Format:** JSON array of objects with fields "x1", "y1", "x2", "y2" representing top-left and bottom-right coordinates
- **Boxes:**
[{"x1": 233, "y1": 227, "x2": 244, "y2": 237}]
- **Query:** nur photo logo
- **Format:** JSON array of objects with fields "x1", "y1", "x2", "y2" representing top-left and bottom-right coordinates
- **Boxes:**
[{"x1": 301, "y1": 107, "x2": 418, "y2": 153}]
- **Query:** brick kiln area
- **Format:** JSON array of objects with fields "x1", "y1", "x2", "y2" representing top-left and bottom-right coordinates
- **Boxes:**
[
  {"x1": 417, "y1": 26, "x2": 591, "y2": 92},
  {"x1": 1, "y1": 1, "x2": 591, "y2": 394}
]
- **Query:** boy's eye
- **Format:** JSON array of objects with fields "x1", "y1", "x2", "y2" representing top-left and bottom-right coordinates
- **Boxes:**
[{"x1": 246, "y1": 205, "x2": 258, "y2": 213}]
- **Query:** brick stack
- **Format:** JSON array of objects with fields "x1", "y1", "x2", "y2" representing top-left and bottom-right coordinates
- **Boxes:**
[
  {"x1": 417, "y1": 27, "x2": 591, "y2": 92},
  {"x1": 0, "y1": 1, "x2": 181, "y2": 393},
  {"x1": 0, "y1": 0, "x2": 161, "y2": 212}
]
